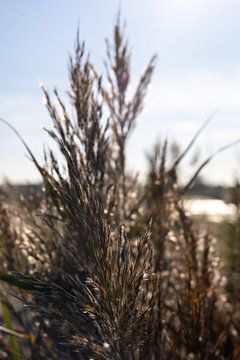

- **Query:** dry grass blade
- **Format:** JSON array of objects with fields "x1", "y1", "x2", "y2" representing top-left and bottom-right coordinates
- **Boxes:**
[{"x1": 182, "y1": 137, "x2": 240, "y2": 194}]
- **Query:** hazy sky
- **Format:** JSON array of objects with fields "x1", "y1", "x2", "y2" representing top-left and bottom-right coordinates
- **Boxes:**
[{"x1": 1, "y1": 0, "x2": 240, "y2": 185}]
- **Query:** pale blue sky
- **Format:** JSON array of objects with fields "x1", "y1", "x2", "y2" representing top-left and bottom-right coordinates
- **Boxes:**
[{"x1": 1, "y1": 0, "x2": 240, "y2": 185}]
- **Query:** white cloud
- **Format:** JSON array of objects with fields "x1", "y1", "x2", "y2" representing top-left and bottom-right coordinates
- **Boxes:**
[
  {"x1": 144, "y1": 71, "x2": 240, "y2": 114},
  {"x1": 0, "y1": 93, "x2": 51, "y2": 183},
  {"x1": 1, "y1": 70, "x2": 240, "y2": 185},
  {"x1": 126, "y1": 70, "x2": 240, "y2": 185}
]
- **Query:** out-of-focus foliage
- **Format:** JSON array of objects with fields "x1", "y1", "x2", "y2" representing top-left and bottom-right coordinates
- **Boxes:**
[{"x1": 1, "y1": 19, "x2": 240, "y2": 360}]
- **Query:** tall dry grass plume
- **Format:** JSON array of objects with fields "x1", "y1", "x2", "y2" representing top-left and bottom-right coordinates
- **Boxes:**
[{"x1": 0, "y1": 19, "x2": 240, "y2": 359}]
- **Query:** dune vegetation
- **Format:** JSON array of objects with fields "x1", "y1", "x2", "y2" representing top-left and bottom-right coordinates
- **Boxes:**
[{"x1": 0, "y1": 19, "x2": 240, "y2": 359}]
